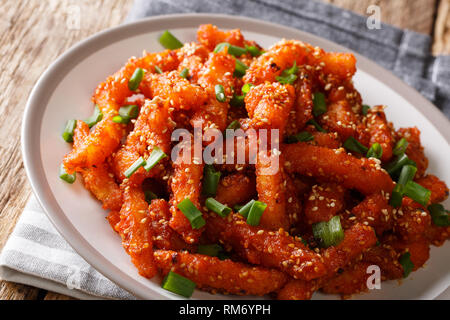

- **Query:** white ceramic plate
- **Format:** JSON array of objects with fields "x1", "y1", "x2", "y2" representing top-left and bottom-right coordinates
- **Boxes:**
[{"x1": 22, "y1": 14, "x2": 450, "y2": 300}]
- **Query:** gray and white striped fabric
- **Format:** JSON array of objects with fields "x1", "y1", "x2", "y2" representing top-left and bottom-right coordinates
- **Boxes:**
[{"x1": 1, "y1": 0, "x2": 449, "y2": 300}]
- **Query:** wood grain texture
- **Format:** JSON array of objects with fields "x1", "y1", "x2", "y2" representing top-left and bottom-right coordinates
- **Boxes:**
[
  {"x1": 0, "y1": 0, "x2": 449, "y2": 301},
  {"x1": 0, "y1": 0, "x2": 132, "y2": 301},
  {"x1": 322, "y1": 0, "x2": 438, "y2": 34},
  {"x1": 433, "y1": 0, "x2": 450, "y2": 54}
]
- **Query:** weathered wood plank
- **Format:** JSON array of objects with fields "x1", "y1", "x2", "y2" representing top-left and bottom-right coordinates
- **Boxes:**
[{"x1": 0, "y1": 0, "x2": 132, "y2": 300}]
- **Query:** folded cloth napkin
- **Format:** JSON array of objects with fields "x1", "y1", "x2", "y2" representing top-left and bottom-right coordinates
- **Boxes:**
[{"x1": 1, "y1": 0, "x2": 449, "y2": 300}]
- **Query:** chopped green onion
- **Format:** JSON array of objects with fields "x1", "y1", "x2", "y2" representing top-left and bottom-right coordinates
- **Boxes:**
[
  {"x1": 161, "y1": 271, "x2": 196, "y2": 298},
  {"x1": 312, "y1": 216, "x2": 344, "y2": 248},
  {"x1": 428, "y1": 204, "x2": 450, "y2": 227},
  {"x1": 143, "y1": 146, "x2": 167, "y2": 171},
  {"x1": 307, "y1": 119, "x2": 326, "y2": 133},
  {"x1": 403, "y1": 181, "x2": 431, "y2": 207},
  {"x1": 389, "y1": 184, "x2": 404, "y2": 208},
  {"x1": 343, "y1": 136, "x2": 368, "y2": 154},
  {"x1": 84, "y1": 105, "x2": 103, "y2": 128},
  {"x1": 124, "y1": 157, "x2": 146, "y2": 178},
  {"x1": 205, "y1": 198, "x2": 231, "y2": 217},
  {"x1": 276, "y1": 62, "x2": 298, "y2": 85},
  {"x1": 62, "y1": 119, "x2": 77, "y2": 143},
  {"x1": 144, "y1": 190, "x2": 158, "y2": 204},
  {"x1": 399, "y1": 252, "x2": 414, "y2": 278},
  {"x1": 385, "y1": 153, "x2": 416, "y2": 176},
  {"x1": 213, "y1": 42, "x2": 229, "y2": 53},
  {"x1": 393, "y1": 138, "x2": 409, "y2": 156},
  {"x1": 217, "y1": 251, "x2": 230, "y2": 261},
  {"x1": 197, "y1": 244, "x2": 223, "y2": 257},
  {"x1": 361, "y1": 104, "x2": 371, "y2": 115},
  {"x1": 112, "y1": 115, "x2": 128, "y2": 124},
  {"x1": 117, "y1": 104, "x2": 139, "y2": 123},
  {"x1": 230, "y1": 94, "x2": 245, "y2": 107},
  {"x1": 366, "y1": 143, "x2": 383, "y2": 159},
  {"x1": 234, "y1": 59, "x2": 248, "y2": 78},
  {"x1": 245, "y1": 45, "x2": 263, "y2": 57},
  {"x1": 226, "y1": 120, "x2": 241, "y2": 130},
  {"x1": 246, "y1": 201, "x2": 267, "y2": 226},
  {"x1": 202, "y1": 165, "x2": 221, "y2": 197},
  {"x1": 241, "y1": 83, "x2": 253, "y2": 95},
  {"x1": 238, "y1": 199, "x2": 255, "y2": 219},
  {"x1": 398, "y1": 165, "x2": 417, "y2": 186},
  {"x1": 158, "y1": 30, "x2": 183, "y2": 50},
  {"x1": 312, "y1": 92, "x2": 327, "y2": 116},
  {"x1": 233, "y1": 204, "x2": 244, "y2": 211},
  {"x1": 215, "y1": 84, "x2": 226, "y2": 102},
  {"x1": 128, "y1": 68, "x2": 145, "y2": 91},
  {"x1": 179, "y1": 68, "x2": 189, "y2": 79},
  {"x1": 177, "y1": 198, "x2": 206, "y2": 229},
  {"x1": 213, "y1": 42, "x2": 247, "y2": 57},
  {"x1": 154, "y1": 65, "x2": 163, "y2": 74},
  {"x1": 59, "y1": 164, "x2": 76, "y2": 184},
  {"x1": 286, "y1": 131, "x2": 314, "y2": 144}
]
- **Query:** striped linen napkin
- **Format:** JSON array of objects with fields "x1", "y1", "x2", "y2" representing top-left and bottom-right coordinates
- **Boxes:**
[{"x1": 1, "y1": 0, "x2": 449, "y2": 299}]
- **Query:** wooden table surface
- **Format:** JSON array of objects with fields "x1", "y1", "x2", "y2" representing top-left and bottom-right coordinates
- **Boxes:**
[{"x1": 0, "y1": 0, "x2": 449, "y2": 300}]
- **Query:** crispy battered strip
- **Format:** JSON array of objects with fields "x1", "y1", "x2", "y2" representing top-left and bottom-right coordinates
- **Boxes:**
[
  {"x1": 415, "y1": 174, "x2": 449, "y2": 203},
  {"x1": 282, "y1": 143, "x2": 394, "y2": 195},
  {"x1": 243, "y1": 40, "x2": 309, "y2": 85},
  {"x1": 351, "y1": 192, "x2": 393, "y2": 235},
  {"x1": 64, "y1": 51, "x2": 178, "y2": 172},
  {"x1": 215, "y1": 173, "x2": 256, "y2": 207},
  {"x1": 244, "y1": 82, "x2": 295, "y2": 137},
  {"x1": 321, "y1": 223, "x2": 377, "y2": 275},
  {"x1": 206, "y1": 214, "x2": 327, "y2": 281},
  {"x1": 391, "y1": 237, "x2": 430, "y2": 272},
  {"x1": 176, "y1": 42, "x2": 210, "y2": 83},
  {"x1": 154, "y1": 250, "x2": 288, "y2": 296},
  {"x1": 285, "y1": 175, "x2": 303, "y2": 226},
  {"x1": 304, "y1": 183, "x2": 345, "y2": 225},
  {"x1": 365, "y1": 106, "x2": 394, "y2": 162},
  {"x1": 277, "y1": 279, "x2": 320, "y2": 300},
  {"x1": 394, "y1": 206, "x2": 431, "y2": 242},
  {"x1": 107, "y1": 211, "x2": 121, "y2": 230},
  {"x1": 425, "y1": 224, "x2": 450, "y2": 246},
  {"x1": 191, "y1": 52, "x2": 236, "y2": 131},
  {"x1": 148, "y1": 199, "x2": 194, "y2": 251},
  {"x1": 256, "y1": 151, "x2": 290, "y2": 230},
  {"x1": 286, "y1": 67, "x2": 314, "y2": 135},
  {"x1": 111, "y1": 97, "x2": 173, "y2": 183},
  {"x1": 169, "y1": 140, "x2": 204, "y2": 244},
  {"x1": 321, "y1": 262, "x2": 373, "y2": 296},
  {"x1": 72, "y1": 121, "x2": 122, "y2": 210},
  {"x1": 141, "y1": 71, "x2": 208, "y2": 110},
  {"x1": 319, "y1": 99, "x2": 360, "y2": 142},
  {"x1": 396, "y1": 127, "x2": 428, "y2": 178},
  {"x1": 309, "y1": 131, "x2": 341, "y2": 149},
  {"x1": 197, "y1": 24, "x2": 246, "y2": 51},
  {"x1": 362, "y1": 242, "x2": 403, "y2": 280},
  {"x1": 114, "y1": 183, "x2": 156, "y2": 278}
]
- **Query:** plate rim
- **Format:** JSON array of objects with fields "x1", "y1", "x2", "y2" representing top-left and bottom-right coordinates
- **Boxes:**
[{"x1": 21, "y1": 13, "x2": 450, "y2": 300}]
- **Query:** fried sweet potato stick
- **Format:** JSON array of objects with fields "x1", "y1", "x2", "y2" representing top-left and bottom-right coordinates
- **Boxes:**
[
  {"x1": 148, "y1": 199, "x2": 194, "y2": 251},
  {"x1": 64, "y1": 50, "x2": 179, "y2": 172},
  {"x1": 215, "y1": 173, "x2": 256, "y2": 207},
  {"x1": 256, "y1": 151, "x2": 290, "y2": 231},
  {"x1": 206, "y1": 214, "x2": 327, "y2": 281},
  {"x1": 364, "y1": 106, "x2": 394, "y2": 162},
  {"x1": 277, "y1": 279, "x2": 321, "y2": 300},
  {"x1": 191, "y1": 51, "x2": 236, "y2": 132},
  {"x1": 197, "y1": 24, "x2": 246, "y2": 51},
  {"x1": 111, "y1": 97, "x2": 173, "y2": 184},
  {"x1": 169, "y1": 139, "x2": 204, "y2": 244},
  {"x1": 282, "y1": 143, "x2": 394, "y2": 195},
  {"x1": 154, "y1": 250, "x2": 288, "y2": 296},
  {"x1": 304, "y1": 183, "x2": 345, "y2": 225},
  {"x1": 351, "y1": 192, "x2": 393, "y2": 235},
  {"x1": 72, "y1": 121, "x2": 122, "y2": 211},
  {"x1": 244, "y1": 82, "x2": 295, "y2": 138},
  {"x1": 396, "y1": 127, "x2": 428, "y2": 178},
  {"x1": 115, "y1": 183, "x2": 156, "y2": 278}
]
